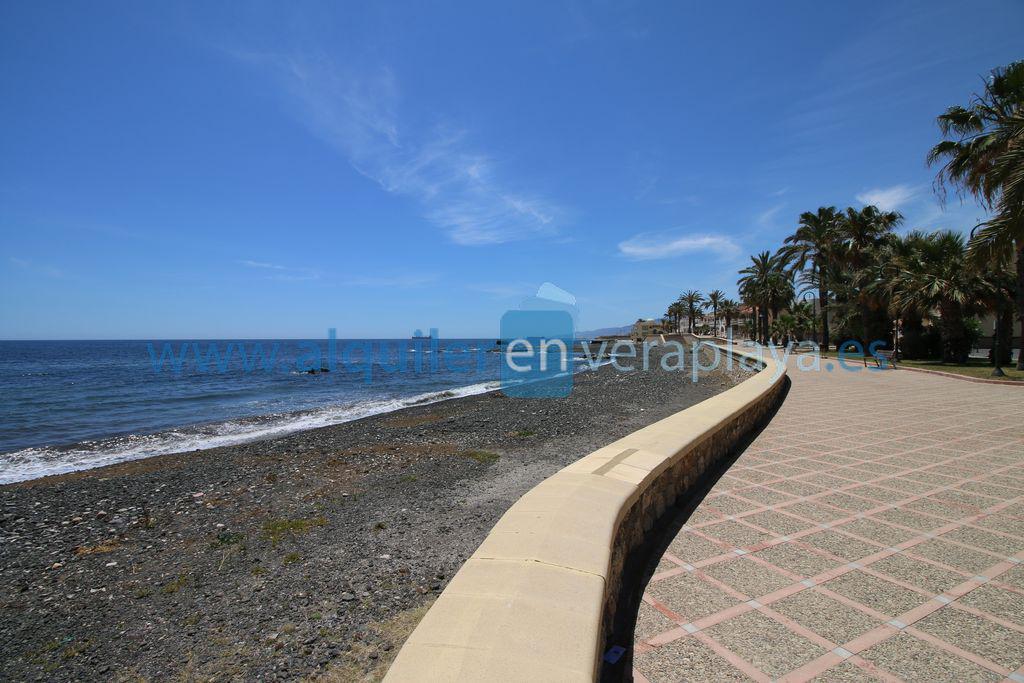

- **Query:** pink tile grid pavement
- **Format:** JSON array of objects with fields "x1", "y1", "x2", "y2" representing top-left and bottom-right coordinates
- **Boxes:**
[{"x1": 633, "y1": 359, "x2": 1024, "y2": 683}]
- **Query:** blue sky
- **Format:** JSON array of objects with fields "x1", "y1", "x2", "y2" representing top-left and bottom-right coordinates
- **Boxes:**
[{"x1": 1, "y1": 1, "x2": 1021, "y2": 339}]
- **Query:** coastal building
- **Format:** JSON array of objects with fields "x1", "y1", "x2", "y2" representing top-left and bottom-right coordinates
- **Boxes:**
[{"x1": 631, "y1": 318, "x2": 667, "y2": 340}]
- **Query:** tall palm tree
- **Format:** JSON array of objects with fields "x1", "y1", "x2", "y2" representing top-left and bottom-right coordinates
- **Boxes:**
[
  {"x1": 781, "y1": 207, "x2": 840, "y2": 350},
  {"x1": 706, "y1": 289, "x2": 725, "y2": 336},
  {"x1": 929, "y1": 61, "x2": 1024, "y2": 369},
  {"x1": 738, "y1": 251, "x2": 789, "y2": 344},
  {"x1": 664, "y1": 301, "x2": 685, "y2": 334},
  {"x1": 839, "y1": 205, "x2": 903, "y2": 344},
  {"x1": 679, "y1": 290, "x2": 704, "y2": 333},
  {"x1": 719, "y1": 298, "x2": 740, "y2": 338}
]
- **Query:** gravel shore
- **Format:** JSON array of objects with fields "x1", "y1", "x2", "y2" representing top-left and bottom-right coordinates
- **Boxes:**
[{"x1": 0, "y1": 349, "x2": 744, "y2": 681}]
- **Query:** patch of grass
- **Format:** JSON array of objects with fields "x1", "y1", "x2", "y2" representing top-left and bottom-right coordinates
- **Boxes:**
[
  {"x1": 511, "y1": 429, "x2": 536, "y2": 438},
  {"x1": 460, "y1": 449, "x2": 499, "y2": 465},
  {"x1": 72, "y1": 539, "x2": 120, "y2": 556},
  {"x1": 251, "y1": 565, "x2": 266, "y2": 577},
  {"x1": 163, "y1": 573, "x2": 189, "y2": 594},
  {"x1": 318, "y1": 600, "x2": 435, "y2": 682},
  {"x1": 372, "y1": 521, "x2": 388, "y2": 532},
  {"x1": 283, "y1": 552, "x2": 301, "y2": 565},
  {"x1": 900, "y1": 358, "x2": 1024, "y2": 381},
  {"x1": 261, "y1": 516, "x2": 327, "y2": 546},
  {"x1": 210, "y1": 531, "x2": 246, "y2": 548},
  {"x1": 400, "y1": 474, "x2": 418, "y2": 483},
  {"x1": 133, "y1": 587, "x2": 152, "y2": 599}
]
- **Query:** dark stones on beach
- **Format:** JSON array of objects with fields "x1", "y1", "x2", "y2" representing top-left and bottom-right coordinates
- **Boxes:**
[{"x1": 0, "y1": 347, "x2": 744, "y2": 681}]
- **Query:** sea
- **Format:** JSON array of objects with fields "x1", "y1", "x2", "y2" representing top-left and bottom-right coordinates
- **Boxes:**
[{"x1": 0, "y1": 338, "x2": 586, "y2": 484}]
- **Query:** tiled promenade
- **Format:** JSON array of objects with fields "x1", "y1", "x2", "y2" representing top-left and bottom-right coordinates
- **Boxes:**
[{"x1": 634, "y1": 358, "x2": 1024, "y2": 682}]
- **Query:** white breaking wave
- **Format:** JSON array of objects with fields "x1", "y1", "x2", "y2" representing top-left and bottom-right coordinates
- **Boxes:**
[{"x1": 0, "y1": 381, "x2": 500, "y2": 484}]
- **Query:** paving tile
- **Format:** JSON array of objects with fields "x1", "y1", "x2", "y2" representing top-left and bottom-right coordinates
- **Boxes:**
[
  {"x1": 647, "y1": 572, "x2": 740, "y2": 621},
  {"x1": 859, "y1": 632, "x2": 1000, "y2": 682},
  {"x1": 703, "y1": 558, "x2": 794, "y2": 598},
  {"x1": 933, "y1": 489, "x2": 1002, "y2": 512},
  {"x1": 958, "y1": 585, "x2": 1024, "y2": 626},
  {"x1": 634, "y1": 600, "x2": 678, "y2": 643},
  {"x1": 915, "y1": 606, "x2": 1024, "y2": 671},
  {"x1": 705, "y1": 609, "x2": 826, "y2": 678},
  {"x1": 909, "y1": 539, "x2": 1003, "y2": 574},
  {"x1": 653, "y1": 556, "x2": 679, "y2": 574},
  {"x1": 869, "y1": 554, "x2": 966, "y2": 594},
  {"x1": 686, "y1": 506, "x2": 724, "y2": 526},
  {"x1": 704, "y1": 494, "x2": 761, "y2": 516},
  {"x1": 784, "y1": 501, "x2": 848, "y2": 523},
  {"x1": 996, "y1": 564, "x2": 1024, "y2": 590},
  {"x1": 872, "y1": 508, "x2": 943, "y2": 532},
  {"x1": 667, "y1": 532, "x2": 730, "y2": 562},
  {"x1": 743, "y1": 510, "x2": 812, "y2": 537},
  {"x1": 838, "y1": 518, "x2": 917, "y2": 545},
  {"x1": 732, "y1": 485, "x2": 796, "y2": 506},
  {"x1": 770, "y1": 480, "x2": 828, "y2": 498},
  {"x1": 824, "y1": 571, "x2": 928, "y2": 616},
  {"x1": 845, "y1": 485, "x2": 907, "y2": 504},
  {"x1": 771, "y1": 590, "x2": 881, "y2": 645},
  {"x1": 810, "y1": 661, "x2": 880, "y2": 682},
  {"x1": 816, "y1": 493, "x2": 879, "y2": 513},
  {"x1": 941, "y1": 526, "x2": 1024, "y2": 555},
  {"x1": 633, "y1": 635, "x2": 750, "y2": 682},
  {"x1": 752, "y1": 543, "x2": 840, "y2": 578},
  {"x1": 803, "y1": 531, "x2": 881, "y2": 562},
  {"x1": 905, "y1": 498, "x2": 967, "y2": 520},
  {"x1": 974, "y1": 513, "x2": 1024, "y2": 538},
  {"x1": 699, "y1": 520, "x2": 772, "y2": 549},
  {"x1": 799, "y1": 473, "x2": 854, "y2": 489}
]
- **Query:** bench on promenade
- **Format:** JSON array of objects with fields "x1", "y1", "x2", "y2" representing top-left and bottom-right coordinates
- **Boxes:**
[{"x1": 871, "y1": 349, "x2": 897, "y2": 369}]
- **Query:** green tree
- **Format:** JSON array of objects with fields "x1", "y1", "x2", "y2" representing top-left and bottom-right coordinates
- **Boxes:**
[
  {"x1": 679, "y1": 290, "x2": 704, "y2": 333},
  {"x1": 887, "y1": 231, "x2": 991, "y2": 363},
  {"x1": 705, "y1": 289, "x2": 725, "y2": 336},
  {"x1": 738, "y1": 251, "x2": 790, "y2": 344},
  {"x1": 719, "y1": 298, "x2": 741, "y2": 339},
  {"x1": 781, "y1": 207, "x2": 840, "y2": 350},
  {"x1": 838, "y1": 205, "x2": 902, "y2": 344},
  {"x1": 929, "y1": 61, "x2": 1024, "y2": 369}
]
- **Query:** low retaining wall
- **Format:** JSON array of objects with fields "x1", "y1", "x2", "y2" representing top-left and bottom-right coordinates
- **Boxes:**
[{"x1": 384, "y1": 346, "x2": 787, "y2": 682}]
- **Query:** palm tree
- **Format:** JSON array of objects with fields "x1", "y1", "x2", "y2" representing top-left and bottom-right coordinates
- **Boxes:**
[
  {"x1": 887, "y1": 231, "x2": 991, "y2": 363},
  {"x1": 838, "y1": 205, "x2": 902, "y2": 344},
  {"x1": 679, "y1": 290, "x2": 704, "y2": 333},
  {"x1": 719, "y1": 298, "x2": 740, "y2": 338},
  {"x1": 664, "y1": 301, "x2": 685, "y2": 334},
  {"x1": 929, "y1": 61, "x2": 1024, "y2": 369},
  {"x1": 706, "y1": 289, "x2": 725, "y2": 337},
  {"x1": 738, "y1": 251, "x2": 789, "y2": 344},
  {"x1": 781, "y1": 207, "x2": 840, "y2": 350}
]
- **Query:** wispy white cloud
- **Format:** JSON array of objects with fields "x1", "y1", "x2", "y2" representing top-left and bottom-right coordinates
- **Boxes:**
[
  {"x1": 9, "y1": 257, "x2": 63, "y2": 278},
  {"x1": 617, "y1": 232, "x2": 740, "y2": 261},
  {"x1": 230, "y1": 51, "x2": 559, "y2": 246},
  {"x1": 756, "y1": 204, "x2": 785, "y2": 228},
  {"x1": 855, "y1": 184, "x2": 921, "y2": 212},
  {"x1": 238, "y1": 259, "x2": 319, "y2": 281}
]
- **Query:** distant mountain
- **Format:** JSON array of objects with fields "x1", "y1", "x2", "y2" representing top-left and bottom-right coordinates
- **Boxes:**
[{"x1": 575, "y1": 324, "x2": 632, "y2": 338}]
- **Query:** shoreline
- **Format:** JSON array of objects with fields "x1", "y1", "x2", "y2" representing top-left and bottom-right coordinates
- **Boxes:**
[{"x1": 0, "y1": 349, "x2": 745, "y2": 681}]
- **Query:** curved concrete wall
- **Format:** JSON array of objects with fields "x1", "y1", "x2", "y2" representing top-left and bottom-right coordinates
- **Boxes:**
[{"x1": 385, "y1": 345, "x2": 787, "y2": 682}]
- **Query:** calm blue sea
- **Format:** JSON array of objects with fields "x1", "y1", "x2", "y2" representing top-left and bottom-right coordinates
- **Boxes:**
[{"x1": 0, "y1": 339, "x2": 519, "y2": 483}]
